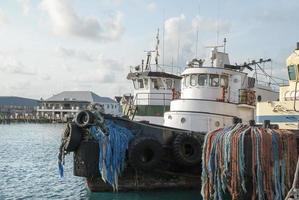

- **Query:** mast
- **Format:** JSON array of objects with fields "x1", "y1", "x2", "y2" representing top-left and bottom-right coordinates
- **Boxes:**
[{"x1": 155, "y1": 28, "x2": 160, "y2": 68}]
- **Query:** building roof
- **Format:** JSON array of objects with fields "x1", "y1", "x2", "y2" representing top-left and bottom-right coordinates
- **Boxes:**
[
  {"x1": 0, "y1": 96, "x2": 39, "y2": 107},
  {"x1": 45, "y1": 91, "x2": 117, "y2": 104}
]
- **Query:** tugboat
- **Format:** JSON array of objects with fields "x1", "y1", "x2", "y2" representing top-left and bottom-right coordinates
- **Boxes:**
[
  {"x1": 58, "y1": 40, "x2": 285, "y2": 193},
  {"x1": 164, "y1": 42, "x2": 281, "y2": 132}
]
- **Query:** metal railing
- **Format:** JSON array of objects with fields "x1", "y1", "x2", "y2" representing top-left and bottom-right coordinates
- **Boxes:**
[{"x1": 123, "y1": 92, "x2": 173, "y2": 120}]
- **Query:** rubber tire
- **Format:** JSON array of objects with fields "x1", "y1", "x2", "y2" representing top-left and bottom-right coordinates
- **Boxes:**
[
  {"x1": 75, "y1": 110, "x2": 95, "y2": 128},
  {"x1": 64, "y1": 122, "x2": 82, "y2": 152},
  {"x1": 129, "y1": 137, "x2": 163, "y2": 171},
  {"x1": 172, "y1": 134, "x2": 201, "y2": 167}
]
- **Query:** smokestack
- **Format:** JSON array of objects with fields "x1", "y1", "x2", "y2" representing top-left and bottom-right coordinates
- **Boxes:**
[{"x1": 297, "y1": 42, "x2": 299, "y2": 50}]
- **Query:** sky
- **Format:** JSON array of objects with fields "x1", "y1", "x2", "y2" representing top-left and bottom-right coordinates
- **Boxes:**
[{"x1": 0, "y1": 0, "x2": 298, "y2": 100}]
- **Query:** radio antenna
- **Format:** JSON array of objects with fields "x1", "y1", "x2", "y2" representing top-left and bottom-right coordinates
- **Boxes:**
[{"x1": 216, "y1": 0, "x2": 220, "y2": 45}]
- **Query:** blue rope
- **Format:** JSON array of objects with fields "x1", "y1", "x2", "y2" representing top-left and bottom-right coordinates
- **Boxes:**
[
  {"x1": 58, "y1": 162, "x2": 64, "y2": 178},
  {"x1": 89, "y1": 119, "x2": 133, "y2": 191}
]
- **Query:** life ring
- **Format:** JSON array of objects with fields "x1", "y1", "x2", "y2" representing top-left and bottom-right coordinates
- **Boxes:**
[
  {"x1": 75, "y1": 110, "x2": 95, "y2": 128},
  {"x1": 63, "y1": 122, "x2": 82, "y2": 152},
  {"x1": 128, "y1": 137, "x2": 163, "y2": 171},
  {"x1": 172, "y1": 133, "x2": 202, "y2": 166}
]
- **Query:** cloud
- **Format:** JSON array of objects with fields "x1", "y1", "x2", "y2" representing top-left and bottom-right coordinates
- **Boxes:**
[
  {"x1": 19, "y1": 0, "x2": 31, "y2": 15},
  {"x1": 111, "y1": 0, "x2": 123, "y2": 6},
  {"x1": 56, "y1": 46, "x2": 100, "y2": 62},
  {"x1": 147, "y1": 2, "x2": 157, "y2": 12},
  {"x1": 162, "y1": 14, "x2": 232, "y2": 66},
  {"x1": 0, "y1": 56, "x2": 36, "y2": 75},
  {"x1": 0, "y1": 8, "x2": 8, "y2": 25},
  {"x1": 40, "y1": 0, "x2": 124, "y2": 41},
  {"x1": 71, "y1": 57, "x2": 125, "y2": 84},
  {"x1": 192, "y1": 16, "x2": 231, "y2": 33}
]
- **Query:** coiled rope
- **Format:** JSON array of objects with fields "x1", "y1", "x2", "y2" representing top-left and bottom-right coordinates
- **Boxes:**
[{"x1": 201, "y1": 125, "x2": 297, "y2": 200}]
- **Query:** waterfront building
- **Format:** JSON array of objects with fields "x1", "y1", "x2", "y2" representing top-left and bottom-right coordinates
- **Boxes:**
[
  {"x1": 37, "y1": 91, "x2": 120, "y2": 121},
  {"x1": 0, "y1": 96, "x2": 39, "y2": 119}
]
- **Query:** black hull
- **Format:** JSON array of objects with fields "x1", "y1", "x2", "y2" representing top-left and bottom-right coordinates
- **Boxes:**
[{"x1": 86, "y1": 170, "x2": 201, "y2": 192}]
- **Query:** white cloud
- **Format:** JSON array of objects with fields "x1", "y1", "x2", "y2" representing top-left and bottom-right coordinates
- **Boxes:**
[
  {"x1": 147, "y1": 2, "x2": 157, "y2": 12},
  {"x1": 56, "y1": 46, "x2": 100, "y2": 62},
  {"x1": 71, "y1": 57, "x2": 125, "y2": 84},
  {"x1": 111, "y1": 0, "x2": 123, "y2": 6},
  {"x1": 0, "y1": 56, "x2": 36, "y2": 75},
  {"x1": 162, "y1": 15, "x2": 232, "y2": 66},
  {"x1": 19, "y1": 0, "x2": 31, "y2": 15},
  {"x1": 192, "y1": 16, "x2": 231, "y2": 33},
  {"x1": 40, "y1": 0, "x2": 124, "y2": 41},
  {"x1": 0, "y1": 8, "x2": 8, "y2": 25}
]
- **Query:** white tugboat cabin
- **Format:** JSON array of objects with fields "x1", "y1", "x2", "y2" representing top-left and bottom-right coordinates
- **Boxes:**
[
  {"x1": 125, "y1": 30, "x2": 181, "y2": 125},
  {"x1": 164, "y1": 45, "x2": 279, "y2": 132}
]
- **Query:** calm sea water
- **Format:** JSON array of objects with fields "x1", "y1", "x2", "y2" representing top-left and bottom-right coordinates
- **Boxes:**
[{"x1": 0, "y1": 124, "x2": 201, "y2": 200}]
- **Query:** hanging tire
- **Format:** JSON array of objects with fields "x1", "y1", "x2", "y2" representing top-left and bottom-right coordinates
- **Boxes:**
[
  {"x1": 75, "y1": 110, "x2": 95, "y2": 128},
  {"x1": 128, "y1": 137, "x2": 163, "y2": 171},
  {"x1": 172, "y1": 133, "x2": 201, "y2": 167},
  {"x1": 64, "y1": 122, "x2": 82, "y2": 152}
]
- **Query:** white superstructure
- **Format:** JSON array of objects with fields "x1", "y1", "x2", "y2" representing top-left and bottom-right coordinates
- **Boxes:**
[
  {"x1": 164, "y1": 46, "x2": 279, "y2": 132},
  {"x1": 124, "y1": 30, "x2": 181, "y2": 125}
]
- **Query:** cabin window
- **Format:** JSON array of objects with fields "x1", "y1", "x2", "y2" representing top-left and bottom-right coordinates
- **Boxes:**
[
  {"x1": 198, "y1": 74, "x2": 208, "y2": 86},
  {"x1": 133, "y1": 79, "x2": 138, "y2": 89},
  {"x1": 288, "y1": 65, "x2": 297, "y2": 81},
  {"x1": 190, "y1": 74, "x2": 198, "y2": 86},
  {"x1": 166, "y1": 79, "x2": 173, "y2": 89},
  {"x1": 151, "y1": 78, "x2": 163, "y2": 89},
  {"x1": 209, "y1": 74, "x2": 219, "y2": 87},
  {"x1": 185, "y1": 75, "x2": 190, "y2": 87},
  {"x1": 220, "y1": 75, "x2": 228, "y2": 88},
  {"x1": 144, "y1": 78, "x2": 149, "y2": 89},
  {"x1": 138, "y1": 79, "x2": 144, "y2": 89}
]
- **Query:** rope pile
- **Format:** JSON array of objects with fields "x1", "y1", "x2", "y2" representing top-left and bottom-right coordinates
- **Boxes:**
[
  {"x1": 90, "y1": 119, "x2": 133, "y2": 191},
  {"x1": 201, "y1": 124, "x2": 298, "y2": 200}
]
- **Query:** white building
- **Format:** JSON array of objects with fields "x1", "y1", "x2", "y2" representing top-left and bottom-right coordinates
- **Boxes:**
[{"x1": 37, "y1": 91, "x2": 120, "y2": 121}]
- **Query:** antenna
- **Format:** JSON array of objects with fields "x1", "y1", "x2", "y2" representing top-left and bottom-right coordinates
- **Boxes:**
[
  {"x1": 223, "y1": 38, "x2": 227, "y2": 53},
  {"x1": 177, "y1": 21, "x2": 181, "y2": 69},
  {"x1": 162, "y1": 10, "x2": 165, "y2": 67},
  {"x1": 216, "y1": 0, "x2": 220, "y2": 45},
  {"x1": 195, "y1": 0, "x2": 201, "y2": 58},
  {"x1": 155, "y1": 28, "x2": 160, "y2": 67}
]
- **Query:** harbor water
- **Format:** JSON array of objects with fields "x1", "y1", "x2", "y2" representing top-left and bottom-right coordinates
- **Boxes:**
[{"x1": 0, "y1": 124, "x2": 201, "y2": 200}]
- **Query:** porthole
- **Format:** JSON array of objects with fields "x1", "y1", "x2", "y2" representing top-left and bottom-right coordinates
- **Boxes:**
[
  {"x1": 181, "y1": 117, "x2": 186, "y2": 123},
  {"x1": 215, "y1": 121, "x2": 220, "y2": 127}
]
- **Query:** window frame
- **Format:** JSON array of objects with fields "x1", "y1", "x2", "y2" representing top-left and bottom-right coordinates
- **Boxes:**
[
  {"x1": 209, "y1": 74, "x2": 220, "y2": 87},
  {"x1": 185, "y1": 75, "x2": 191, "y2": 87},
  {"x1": 220, "y1": 75, "x2": 229, "y2": 88},
  {"x1": 198, "y1": 74, "x2": 208, "y2": 86},
  {"x1": 190, "y1": 74, "x2": 198, "y2": 86},
  {"x1": 288, "y1": 65, "x2": 297, "y2": 81},
  {"x1": 165, "y1": 79, "x2": 173, "y2": 89}
]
